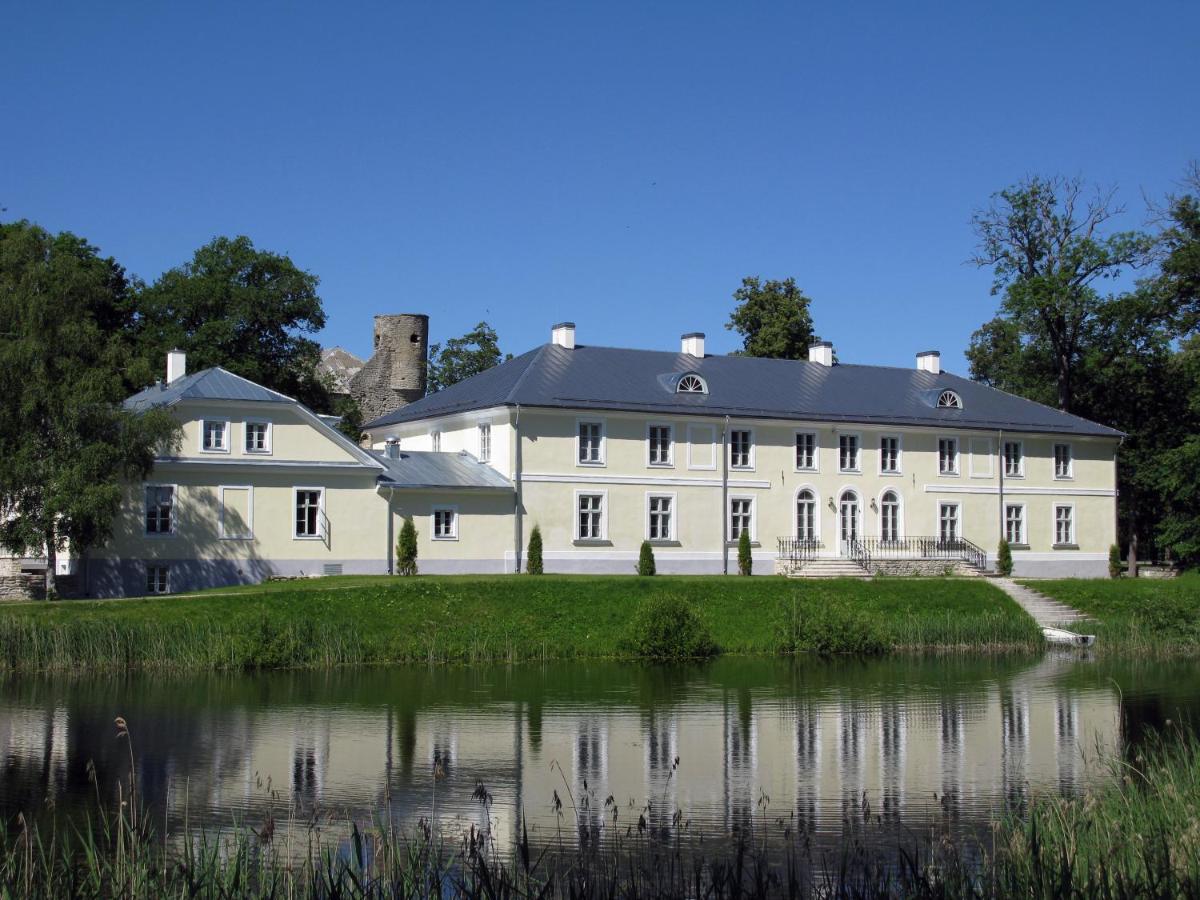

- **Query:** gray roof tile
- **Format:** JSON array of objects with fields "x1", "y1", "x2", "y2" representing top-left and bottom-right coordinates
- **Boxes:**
[
  {"x1": 124, "y1": 367, "x2": 295, "y2": 411},
  {"x1": 372, "y1": 450, "x2": 513, "y2": 491}
]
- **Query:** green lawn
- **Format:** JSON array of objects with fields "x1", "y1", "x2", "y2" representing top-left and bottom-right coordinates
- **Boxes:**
[
  {"x1": 1023, "y1": 573, "x2": 1200, "y2": 653},
  {"x1": 0, "y1": 575, "x2": 1040, "y2": 672}
]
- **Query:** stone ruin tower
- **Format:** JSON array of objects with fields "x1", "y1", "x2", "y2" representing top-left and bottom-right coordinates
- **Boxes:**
[{"x1": 349, "y1": 313, "x2": 429, "y2": 424}]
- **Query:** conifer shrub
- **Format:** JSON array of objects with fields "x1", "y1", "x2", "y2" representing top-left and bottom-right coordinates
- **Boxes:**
[
  {"x1": 623, "y1": 594, "x2": 717, "y2": 659},
  {"x1": 396, "y1": 518, "x2": 418, "y2": 576},
  {"x1": 997, "y1": 538, "x2": 1013, "y2": 576},
  {"x1": 637, "y1": 540, "x2": 656, "y2": 576},
  {"x1": 737, "y1": 529, "x2": 753, "y2": 576},
  {"x1": 526, "y1": 525, "x2": 543, "y2": 575},
  {"x1": 1109, "y1": 543, "x2": 1123, "y2": 578}
]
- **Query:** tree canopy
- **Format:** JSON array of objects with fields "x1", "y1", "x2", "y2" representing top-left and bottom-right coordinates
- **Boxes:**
[
  {"x1": 427, "y1": 321, "x2": 510, "y2": 393},
  {"x1": 725, "y1": 276, "x2": 818, "y2": 360}
]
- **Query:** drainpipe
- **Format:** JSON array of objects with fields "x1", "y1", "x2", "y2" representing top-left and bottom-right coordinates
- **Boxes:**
[
  {"x1": 722, "y1": 415, "x2": 730, "y2": 575},
  {"x1": 997, "y1": 429, "x2": 1004, "y2": 562},
  {"x1": 513, "y1": 405, "x2": 523, "y2": 574},
  {"x1": 387, "y1": 487, "x2": 396, "y2": 574}
]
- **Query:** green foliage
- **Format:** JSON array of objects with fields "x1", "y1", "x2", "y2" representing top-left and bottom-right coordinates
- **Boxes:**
[
  {"x1": 997, "y1": 538, "x2": 1013, "y2": 577},
  {"x1": 737, "y1": 529, "x2": 753, "y2": 576},
  {"x1": 331, "y1": 393, "x2": 365, "y2": 442},
  {"x1": 725, "y1": 276, "x2": 818, "y2": 359},
  {"x1": 396, "y1": 518, "x2": 418, "y2": 576},
  {"x1": 637, "y1": 541, "x2": 656, "y2": 576},
  {"x1": 622, "y1": 594, "x2": 716, "y2": 659},
  {"x1": 778, "y1": 596, "x2": 889, "y2": 655},
  {"x1": 526, "y1": 525, "x2": 543, "y2": 575},
  {"x1": 1109, "y1": 543, "x2": 1123, "y2": 578},
  {"x1": 427, "y1": 321, "x2": 511, "y2": 393}
]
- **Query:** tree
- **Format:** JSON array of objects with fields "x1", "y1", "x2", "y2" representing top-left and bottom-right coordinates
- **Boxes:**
[
  {"x1": 526, "y1": 524, "x2": 543, "y2": 575},
  {"x1": 971, "y1": 176, "x2": 1154, "y2": 411},
  {"x1": 396, "y1": 517, "x2": 418, "y2": 576},
  {"x1": 996, "y1": 538, "x2": 1013, "y2": 577},
  {"x1": 1108, "y1": 544, "x2": 1123, "y2": 579},
  {"x1": 737, "y1": 529, "x2": 753, "y2": 576},
  {"x1": 131, "y1": 236, "x2": 334, "y2": 410},
  {"x1": 725, "y1": 276, "x2": 818, "y2": 359},
  {"x1": 637, "y1": 540, "x2": 656, "y2": 576},
  {"x1": 427, "y1": 322, "x2": 510, "y2": 393},
  {"x1": 0, "y1": 222, "x2": 179, "y2": 596}
]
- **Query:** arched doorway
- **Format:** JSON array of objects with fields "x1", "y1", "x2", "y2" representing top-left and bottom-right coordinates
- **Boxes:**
[{"x1": 839, "y1": 489, "x2": 859, "y2": 554}]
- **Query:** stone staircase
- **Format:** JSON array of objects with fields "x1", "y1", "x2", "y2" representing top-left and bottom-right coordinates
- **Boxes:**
[
  {"x1": 992, "y1": 578, "x2": 1092, "y2": 629},
  {"x1": 777, "y1": 558, "x2": 871, "y2": 578}
]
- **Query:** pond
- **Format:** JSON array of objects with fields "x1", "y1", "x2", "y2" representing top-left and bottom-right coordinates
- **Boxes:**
[{"x1": 1, "y1": 654, "x2": 1198, "y2": 860}]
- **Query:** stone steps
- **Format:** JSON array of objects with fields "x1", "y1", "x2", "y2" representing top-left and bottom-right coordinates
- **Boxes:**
[{"x1": 991, "y1": 578, "x2": 1092, "y2": 628}]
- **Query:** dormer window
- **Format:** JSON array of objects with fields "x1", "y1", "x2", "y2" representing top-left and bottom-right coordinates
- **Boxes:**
[
  {"x1": 936, "y1": 390, "x2": 962, "y2": 409},
  {"x1": 677, "y1": 374, "x2": 707, "y2": 394}
]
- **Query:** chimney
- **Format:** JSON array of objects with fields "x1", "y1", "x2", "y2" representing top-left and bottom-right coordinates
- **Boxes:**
[
  {"x1": 551, "y1": 322, "x2": 576, "y2": 349},
  {"x1": 385, "y1": 438, "x2": 400, "y2": 459},
  {"x1": 167, "y1": 349, "x2": 187, "y2": 384},
  {"x1": 916, "y1": 350, "x2": 941, "y2": 375},
  {"x1": 808, "y1": 341, "x2": 833, "y2": 367},
  {"x1": 681, "y1": 332, "x2": 705, "y2": 358}
]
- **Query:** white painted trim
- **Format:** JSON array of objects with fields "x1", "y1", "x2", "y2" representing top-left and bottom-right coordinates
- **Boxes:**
[
  {"x1": 686, "y1": 423, "x2": 717, "y2": 471},
  {"x1": 477, "y1": 422, "x2": 492, "y2": 463},
  {"x1": 152, "y1": 457, "x2": 376, "y2": 471},
  {"x1": 837, "y1": 432, "x2": 863, "y2": 474},
  {"x1": 144, "y1": 561, "x2": 171, "y2": 594},
  {"x1": 1009, "y1": 551, "x2": 1106, "y2": 561},
  {"x1": 793, "y1": 484, "x2": 821, "y2": 543},
  {"x1": 142, "y1": 482, "x2": 179, "y2": 537},
  {"x1": 199, "y1": 418, "x2": 231, "y2": 454},
  {"x1": 876, "y1": 486, "x2": 903, "y2": 541},
  {"x1": 1053, "y1": 441, "x2": 1075, "y2": 480},
  {"x1": 937, "y1": 435, "x2": 961, "y2": 476},
  {"x1": 729, "y1": 426, "x2": 756, "y2": 471},
  {"x1": 645, "y1": 422, "x2": 675, "y2": 468},
  {"x1": 936, "y1": 499, "x2": 962, "y2": 542},
  {"x1": 575, "y1": 417, "x2": 607, "y2": 467},
  {"x1": 431, "y1": 504, "x2": 459, "y2": 540},
  {"x1": 923, "y1": 484, "x2": 1115, "y2": 497},
  {"x1": 293, "y1": 486, "x2": 326, "y2": 540},
  {"x1": 836, "y1": 485, "x2": 862, "y2": 552},
  {"x1": 644, "y1": 491, "x2": 677, "y2": 541},
  {"x1": 244, "y1": 418, "x2": 273, "y2": 455},
  {"x1": 1003, "y1": 500, "x2": 1027, "y2": 545},
  {"x1": 794, "y1": 429, "x2": 819, "y2": 473},
  {"x1": 1052, "y1": 501, "x2": 1076, "y2": 546},
  {"x1": 573, "y1": 488, "x2": 609, "y2": 541},
  {"x1": 728, "y1": 493, "x2": 756, "y2": 542},
  {"x1": 968, "y1": 437, "x2": 994, "y2": 478},
  {"x1": 1002, "y1": 439, "x2": 1025, "y2": 478},
  {"x1": 522, "y1": 472, "x2": 771, "y2": 489},
  {"x1": 877, "y1": 433, "x2": 902, "y2": 476},
  {"x1": 503, "y1": 549, "x2": 777, "y2": 562},
  {"x1": 218, "y1": 485, "x2": 254, "y2": 540}
]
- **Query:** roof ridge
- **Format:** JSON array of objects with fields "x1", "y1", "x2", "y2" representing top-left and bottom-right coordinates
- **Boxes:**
[
  {"x1": 209, "y1": 366, "x2": 297, "y2": 403},
  {"x1": 504, "y1": 343, "x2": 549, "y2": 404}
]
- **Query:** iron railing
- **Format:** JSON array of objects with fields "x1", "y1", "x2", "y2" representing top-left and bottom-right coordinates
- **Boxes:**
[
  {"x1": 777, "y1": 538, "x2": 822, "y2": 567},
  {"x1": 857, "y1": 536, "x2": 988, "y2": 571},
  {"x1": 847, "y1": 539, "x2": 872, "y2": 572}
]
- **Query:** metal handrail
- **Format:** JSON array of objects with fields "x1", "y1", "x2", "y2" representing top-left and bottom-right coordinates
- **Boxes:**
[
  {"x1": 857, "y1": 536, "x2": 988, "y2": 570},
  {"x1": 777, "y1": 537, "x2": 822, "y2": 567},
  {"x1": 847, "y1": 538, "x2": 872, "y2": 573}
]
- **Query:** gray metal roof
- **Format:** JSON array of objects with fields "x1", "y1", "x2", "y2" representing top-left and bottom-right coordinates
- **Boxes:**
[
  {"x1": 124, "y1": 367, "x2": 295, "y2": 411},
  {"x1": 372, "y1": 450, "x2": 514, "y2": 491},
  {"x1": 365, "y1": 343, "x2": 1122, "y2": 438}
]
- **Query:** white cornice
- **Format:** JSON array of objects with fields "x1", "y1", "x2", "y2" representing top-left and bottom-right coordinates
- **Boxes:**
[
  {"x1": 923, "y1": 484, "x2": 1116, "y2": 497},
  {"x1": 521, "y1": 472, "x2": 771, "y2": 489}
]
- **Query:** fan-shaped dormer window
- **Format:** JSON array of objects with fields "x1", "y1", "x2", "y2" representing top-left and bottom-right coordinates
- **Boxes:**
[
  {"x1": 936, "y1": 390, "x2": 962, "y2": 409},
  {"x1": 677, "y1": 374, "x2": 707, "y2": 394}
]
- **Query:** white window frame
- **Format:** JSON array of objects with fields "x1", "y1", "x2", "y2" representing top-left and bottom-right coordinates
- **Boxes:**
[
  {"x1": 794, "y1": 485, "x2": 821, "y2": 543},
  {"x1": 969, "y1": 437, "x2": 994, "y2": 478},
  {"x1": 574, "y1": 489, "x2": 608, "y2": 541},
  {"x1": 143, "y1": 483, "x2": 178, "y2": 537},
  {"x1": 938, "y1": 437, "x2": 960, "y2": 476},
  {"x1": 1004, "y1": 502, "x2": 1027, "y2": 546},
  {"x1": 838, "y1": 432, "x2": 862, "y2": 474},
  {"x1": 645, "y1": 492, "x2": 676, "y2": 542},
  {"x1": 432, "y1": 504, "x2": 459, "y2": 541},
  {"x1": 878, "y1": 434, "x2": 902, "y2": 475},
  {"x1": 1003, "y1": 440, "x2": 1024, "y2": 478},
  {"x1": 293, "y1": 486, "x2": 325, "y2": 541},
  {"x1": 878, "y1": 488, "x2": 903, "y2": 542},
  {"x1": 1053, "y1": 503, "x2": 1076, "y2": 547},
  {"x1": 1054, "y1": 443, "x2": 1074, "y2": 480},
  {"x1": 575, "y1": 418, "x2": 607, "y2": 467},
  {"x1": 646, "y1": 423, "x2": 674, "y2": 468},
  {"x1": 728, "y1": 495, "x2": 756, "y2": 543},
  {"x1": 937, "y1": 501, "x2": 961, "y2": 543},
  {"x1": 477, "y1": 423, "x2": 491, "y2": 463},
  {"x1": 244, "y1": 419, "x2": 273, "y2": 455},
  {"x1": 687, "y1": 423, "x2": 717, "y2": 471},
  {"x1": 200, "y1": 418, "x2": 231, "y2": 454},
  {"x1": 728, "y1": 427, "x2": 755, "y2": 470},
  {"x1": 218, "y1": 485, "x2": 255, "y2": 540},
  {"x1": 145, "y1": 563, "x2": 170, "y2": 595},
  {"x1": 794, "y1": 430, "x2": 819, "y2": 472}
]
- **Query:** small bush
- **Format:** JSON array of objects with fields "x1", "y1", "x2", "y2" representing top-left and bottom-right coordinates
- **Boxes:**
[
  {"x1": 396, "y1": 518, "x2": 418, "y2": 576},
  {"x1": 623, "y1": 594, "x2": 717, "y2": 659},
  {"x1": 637, "y1": 541, "x2": 656, "y2": 576},
  {"x1": 527, "y1": 525, "x2": 543, "y2": 575},
  {"x1": 997, "y1": 538, "x2": 1013, "y2": 576},
  {"x1": 737, "y1": 529, "x2": 753, "y2": 576},
  {"x1": 779, "y1": 597, "x2": 889, "y2": 655},
  {"x1": 1109, "y1": 543, "x2": 1122, "y2": 579}
]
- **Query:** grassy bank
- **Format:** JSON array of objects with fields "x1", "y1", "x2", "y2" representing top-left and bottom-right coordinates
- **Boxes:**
[
  {"x1": 0, "y1": 575, "x2": 1039, "y2": 672},
  {"x1": 1023, "y1": 573, "x2": 1200, "y2": 653}
]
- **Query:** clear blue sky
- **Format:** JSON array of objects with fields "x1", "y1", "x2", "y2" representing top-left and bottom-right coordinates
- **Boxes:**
[{"x1": 4, "y1": 1, "x2": 1197, "y2": 372}]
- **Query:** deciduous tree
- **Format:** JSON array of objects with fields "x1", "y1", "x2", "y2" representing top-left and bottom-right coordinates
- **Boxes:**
[
  {"x1": 427, "y1": 322, "x2": 510, "y2": 393},
  {"x1": 725, "y1": 276, "x2": 818, "y2": 359}
]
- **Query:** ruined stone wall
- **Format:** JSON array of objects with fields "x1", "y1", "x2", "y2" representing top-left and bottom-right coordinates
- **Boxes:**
[{"x1": 348, "y1": 314, "x2": 429, "y2": 425}]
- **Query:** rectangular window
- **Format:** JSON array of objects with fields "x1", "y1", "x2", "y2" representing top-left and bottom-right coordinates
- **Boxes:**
[
  {"x1": 648, "y1": 424, "x2": 673, "y2": 466},
  {"x1": 432, "y1": 506, "x2": 458, "y2": 540},
  {"x1": 202, "y1": 420, "x2": 228, "y2": 452},
  {"x1": 879, "y1": 436, "x2": 900, "y2": 473},
  {"x1": 578, "y1": 421, "x2": 604, "y2": 465},
  {"x1": 939, "y1": 502, "x2": 960, "y2": 543},
  {"x1": 1005, "y1": 504, "x2": 1025, "y2": 545},
  {"x1": 729, "y1": 429, "x2": 753, "y2": 468},
  {"x1": 729, "y1": 497, "x2": 753, "y2": 540},
  {"x1": 478, "y1": 423, "x2": 491, "y2": 462},
  {"x1": 839, "y1": 434, "x2": 860, "y2": 472},
  {"x1": 245, "y1": 421, "x2": 271, "y2": 453},
  {"x1": 577, "y1": 493, "x2": 604, "y2": 540},
  {"x1": 144, "y1": 485, "x2": 174, "y2": 535},
  {"x1": 796, "y1": 492, "x2": 817, "y2": 542},
  {"x1": 647, "y1": 495, "x2": 673, "y2": 541},
  {"x1": 795, "y1": 431, "x2": 817, "y2": 470},
  {"x1": 938, "y1": 438, "x2": 959, "y2": 475},
  {"x1": 1055, "y1": 505, "x2": 1074, "y2": 545},
  {"x1": 1054, "y1": 443, "x2": 1073, "y2": 479},
  {"x1": 295, "y1": 489, "x2": 323, "y2": 539},
  {"x1": 145, "y1": 564, "x2": 170, "y2": 594},
  {"x1": 1003, "y1": 441, "x2": 1023, "y2": 477},
  {"x1": 430, "y1": 431, "x2": 441, "y2": 452}
]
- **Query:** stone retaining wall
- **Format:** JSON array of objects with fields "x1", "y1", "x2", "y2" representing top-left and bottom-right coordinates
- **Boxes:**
[{"x1": 0, "y1": 574, "x2": 45, "y2": 601}]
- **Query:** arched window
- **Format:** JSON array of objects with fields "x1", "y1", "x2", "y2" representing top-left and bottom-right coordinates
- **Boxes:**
[
  {"x1": 936, "y1": 390, "x2": 962, "y2": 409},
  {"x1": 839, "y1": 490, "x2": 859, "y2": 543},
  {"x1": 677, "y1": 374, "x2": 707, "y2": 394},
  {"x1": 796, "y1": 489, "x2": 817, "y2": 542},
  {"x1": 880, "y1": 490, "x2": 900, "y2": 543}
]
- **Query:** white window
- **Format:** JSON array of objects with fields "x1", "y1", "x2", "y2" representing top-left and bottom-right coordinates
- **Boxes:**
[
  {"x1": 677, "y1": 374, "x2": 706, "y2": 394},
  {"x1": 880, "y1": 490, "x2": 901, "y2": 542},
  {"x1": 432, "y1": 506, "x2": 458, "y2": 540},
  {"x1": 937, "y1": 390, "x2": 962, "y2": 409},
  {"x1": 729, "y1": 497, "x2": 754, "y2": 541},
  {"x1": 729, "y1": 429, "x2": 753, "y2": 469},
  {"x1": 839, "y1": 434, "x2": 860, "y2": 472},
  {"x1": 796, "y1": 489, "x2": 817, "y2": 542},
  {"x1": 294, "y1": 488, "x2": 324, "y2": 539},
  {"x1": 647, "y1": 494, "x2": 674, "y2": 541},
  {"x1": 577, "y1": 420, "x2": 605, "y2": 465},
  {"x1": 201, "y1": 420, "x2": 229, "y2": 452},
  {"x1": 879, "y1": 436, "x2": 900, "y2": 474},
  {"x1": 938, "y1": 438, "x2": 959, "y2": 475},
  {"x1": 1054, "y1": 443, "x2": 1073, "y2": 479},
  {"x1": 1054, "y1": 505, "x2": 1075, "y2": 546},
  {"x1": 839, "y1": 490, "x2": 860, "y2": 543},
  {"x1": 245, "y1": 421, "x2": 271, "y2": 454},
  {"x1": 939, "y1": 502, "x2": 960, "y2": 543},
  {"x1": 477, "y1": 424, "x2": 491, "y2": 463},
  {"x1": 647, "y1": 424, "x2": 673, "y2": 466},
  {"x1": 144, "y1": 485, "x2": 175, "y2": 535},
  {"x1": 145, "y1": 564, "x2": 170, "y2": 594},
  {"x1": 1005, "y1": 504, "x2": 1025, "y2": 545},
  {"x1": 795, "y1": 431, "x2": 817, "y2": 471},
  {"x1": 687, "y1": 424, "x2": 716, "y2": 470},
  {"x1": 430, "y1": 430, "x2": 441, "y2": 452},
  {"x1": 1003, "y1": 441, "x2": 1023, "y2": 477},
  {"x1": 577, "y1": 493, "x2": 605, "y2": 540}
]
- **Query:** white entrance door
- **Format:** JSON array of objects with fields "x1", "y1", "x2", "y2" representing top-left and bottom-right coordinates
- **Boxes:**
[{"x1": 839, "y1": 491, "x2": 859, "y2": 555}]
